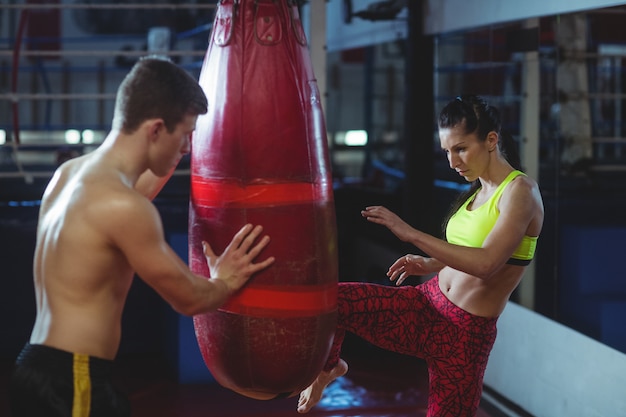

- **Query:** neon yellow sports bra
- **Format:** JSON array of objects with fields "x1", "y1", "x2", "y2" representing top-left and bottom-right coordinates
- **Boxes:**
[{"x1": 446, "y1": 170, "x2": 537, "y2": 266}]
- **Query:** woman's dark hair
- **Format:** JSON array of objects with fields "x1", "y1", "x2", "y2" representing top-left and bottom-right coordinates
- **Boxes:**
[
  {"x1": 113, "y1": 55, "x2": 208, "y2": 133},
  {"x1": 439, "y1": 94, "x2": 522, "y2": 238}
]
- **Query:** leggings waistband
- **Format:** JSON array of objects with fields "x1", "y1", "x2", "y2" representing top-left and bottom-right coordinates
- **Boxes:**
[{"x1": 424, "y1": 276, "x2": 499, "y2": 327}]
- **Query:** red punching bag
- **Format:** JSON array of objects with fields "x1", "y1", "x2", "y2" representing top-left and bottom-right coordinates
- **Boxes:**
[{"x1": 188, "y1": 0, "x2": 338, "y2": 400}]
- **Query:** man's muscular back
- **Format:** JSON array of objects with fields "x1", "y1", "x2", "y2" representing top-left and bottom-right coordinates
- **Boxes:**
[{"x1": 30, "y1": 154, "x2": 147, "y2": 360}]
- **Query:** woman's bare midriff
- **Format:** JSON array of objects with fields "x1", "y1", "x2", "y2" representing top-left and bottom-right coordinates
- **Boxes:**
[{"x1": 437, "y1": 265, "x2": 526, "y2": 318}]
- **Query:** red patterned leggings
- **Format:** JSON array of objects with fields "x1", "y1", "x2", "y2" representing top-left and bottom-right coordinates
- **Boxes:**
[{"x1": 325, "y1": 276, "x2": 498, "y2": 417}]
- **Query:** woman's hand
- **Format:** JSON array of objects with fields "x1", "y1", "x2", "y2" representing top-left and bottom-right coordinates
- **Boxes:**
[
  {"x1": 361, "y1": 206, "x2": 414, "y2": 242},
  {"x1": 387, "y1": 254, "x2": 440, "y2": 286}
]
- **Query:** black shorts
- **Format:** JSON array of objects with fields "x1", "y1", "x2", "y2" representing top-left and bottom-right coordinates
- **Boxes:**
[{"x1": 9, "y1": 343, "x2": 130, "y2": 417}]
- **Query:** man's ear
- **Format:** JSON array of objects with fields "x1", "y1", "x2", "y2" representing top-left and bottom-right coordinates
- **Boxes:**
[{"x1": 146, "y1": 119, "x2": 165, "y2": 142}]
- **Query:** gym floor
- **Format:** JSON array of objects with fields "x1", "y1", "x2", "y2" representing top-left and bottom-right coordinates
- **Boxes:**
[{"x1": 0, "y1": 341, "x2": 507, "y2": 417}]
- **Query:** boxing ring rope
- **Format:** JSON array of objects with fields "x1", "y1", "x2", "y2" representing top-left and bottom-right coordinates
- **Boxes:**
[
  {"x1": 0, "y1": 169, "x2": 193, "y2": 180},
  {"x1": 1, "y1": 93, "x2": 116, "y2": 100},
  {"x1": 0, "y1": 50, "x2": 208, "y2": 58},
  {"x1": 0, "y1": 2, "x2": 215, "y2": 182},
  {"x1": 1, "y1": 3, "x2": 217, "y2": 10}
]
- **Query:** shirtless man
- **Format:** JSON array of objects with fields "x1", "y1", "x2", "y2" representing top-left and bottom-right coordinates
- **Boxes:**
[
  {"x1": 297, "y1": 95, "x2": 544, "y2": 416},
  {"x1": 9, "y1": 56, "x2": 275, "y2": 417}
]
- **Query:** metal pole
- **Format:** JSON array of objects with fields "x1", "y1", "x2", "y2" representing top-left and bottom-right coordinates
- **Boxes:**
[
  {"x1": 518, "y1": 17, "x2": 540, "y2": 310},
  {"x1": 403, "y1": 0, "x2": 435, "y2": 235}
]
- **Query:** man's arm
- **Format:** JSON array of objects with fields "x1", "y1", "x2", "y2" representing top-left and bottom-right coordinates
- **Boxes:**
[{"x1": 108, "y1": 192, "x2": 274, "y2": 315}]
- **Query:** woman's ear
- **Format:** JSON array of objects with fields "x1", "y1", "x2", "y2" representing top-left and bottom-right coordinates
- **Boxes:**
[{"x1": 487, "y1": 131, "x2": 499, "y2": 152}]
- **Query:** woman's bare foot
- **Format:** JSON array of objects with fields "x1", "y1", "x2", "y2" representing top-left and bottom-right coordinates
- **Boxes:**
[{"x1": 297, "y1": 359, "x2": 348, "y2": 414}]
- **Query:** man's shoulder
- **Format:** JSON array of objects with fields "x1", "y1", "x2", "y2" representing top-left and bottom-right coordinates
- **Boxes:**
[
  {"x1": 59, "y1": 167, "x2": 152, "y2": 225},
  {"x1": 74, "y1": 182, "x2": 157, "y2": 250},
  {"x1": 85, "y1": 179, "x2": 152, "y2": 216}
]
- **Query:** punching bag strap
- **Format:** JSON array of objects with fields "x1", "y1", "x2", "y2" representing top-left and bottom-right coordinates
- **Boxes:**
[
  {"x1": 214, "y1": 0, "x2": 237, "y2": 46},
  {"x1": 254, "y1": 0, "x2": 282, "y2": 46},
  {"x1": 287, "y1": 0, "x2": 307, "y2": 46}
]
